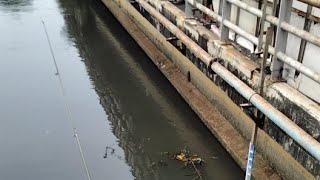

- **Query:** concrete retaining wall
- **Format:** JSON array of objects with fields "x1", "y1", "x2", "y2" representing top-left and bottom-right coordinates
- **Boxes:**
[
  {"x1": 135, "y1": 0, "x2": 320, "y2": 178},
  {"x1": 100, "y1": 0, "x2": 319, "y2": 178}
]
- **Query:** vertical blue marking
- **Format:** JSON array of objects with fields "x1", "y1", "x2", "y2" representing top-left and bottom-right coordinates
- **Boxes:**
[{"x1": 245, "y1": 142, "x2": 255, "y2": 180}]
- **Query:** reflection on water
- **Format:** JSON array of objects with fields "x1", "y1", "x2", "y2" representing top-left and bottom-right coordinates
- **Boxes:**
[
  {"x1": 0, "y1": 0, "x2": 244, "y2": 178},
  {"x1": 0, "y1": 0, "x2": 33, "y2": 12},
  {"x1": 57, "y1": 0, "x2": 244, "y2": 179}
]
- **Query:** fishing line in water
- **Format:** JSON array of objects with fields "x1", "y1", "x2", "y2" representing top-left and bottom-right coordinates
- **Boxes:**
[{"x1": 41, "y1": 20, "x2": 92, "y2": 180}]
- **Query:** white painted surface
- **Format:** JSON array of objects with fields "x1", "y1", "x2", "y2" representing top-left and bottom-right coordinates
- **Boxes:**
[
  {"x1": 286, "y1": 1, "x2": 320, "y2": 103},
  {"x1": 212, "y1": 0, "x2": 320, "y2": 103}
]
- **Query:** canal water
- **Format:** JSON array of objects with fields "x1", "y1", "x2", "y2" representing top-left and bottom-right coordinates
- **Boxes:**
[{"x1": 0, "y1": 0, "x2": 244, "y2": 179}]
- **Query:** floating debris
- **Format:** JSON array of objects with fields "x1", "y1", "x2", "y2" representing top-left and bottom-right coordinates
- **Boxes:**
[
  {"x1": 174, "y1": 150, "x2": 204, "y2": 167},
  {"x1": 104, "y1": 145, "x2": 124, "y2": 160},
  {"x1": 103, "y1": 146, "x2": 116, "y2": 159},
  {"x1": 174, "y1": 149, "x2": 204, "y2": 180},
  {"x1": 160, "y1": 149, "x2": 205, "y2": 180}
]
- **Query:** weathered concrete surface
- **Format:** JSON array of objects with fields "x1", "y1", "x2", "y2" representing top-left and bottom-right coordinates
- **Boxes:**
[
  {"x1": 100, "y1": 0, "x2": 280, "y2": 178},
  {"x1": 138, "y1": 0, "x2": 319, "y2": 178},
  {"x1": 265, "y1": 83, "x2": 320, "y2": 177},
  {"x1": 99, "y1": 0, "x2": 319, "y2": 179}
]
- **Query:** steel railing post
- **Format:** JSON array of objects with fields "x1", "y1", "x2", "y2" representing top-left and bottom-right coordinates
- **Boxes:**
[
  {"x1": 220, "y1": 0, "x2": 231, "y2": 41},
  {"x1": 218, "y1": 0, "x2": 223, "y2": 15},
  {"x1": 271, "y1": 0, "x2": 292, "y2": 80},
  {"x1": 297, "y1": 5, "x2": 312, "y2": 64},
  {"x1": 185, "y1": 0, "x2": 194, "y2": 18},
  {"x1": 257, "y1": 0, "x2": 268, "y2": 52},
  {"x1": 233, "y1": 0, "x2": 241, "y2": 41}
]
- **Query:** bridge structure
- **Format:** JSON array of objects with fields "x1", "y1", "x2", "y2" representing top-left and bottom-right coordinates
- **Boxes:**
[{"x1": 100, "y1": 0, "x2": 320, "y2": 178}]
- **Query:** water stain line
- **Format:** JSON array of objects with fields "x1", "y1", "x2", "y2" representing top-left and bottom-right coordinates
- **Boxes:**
[{"x1": 41, "y1": 20, "x2": 92, "y2": 180}]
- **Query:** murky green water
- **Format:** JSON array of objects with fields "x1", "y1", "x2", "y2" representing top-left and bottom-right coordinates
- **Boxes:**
[{"x1": 0, "y1": 0, "x2": 244, "y2": 179}]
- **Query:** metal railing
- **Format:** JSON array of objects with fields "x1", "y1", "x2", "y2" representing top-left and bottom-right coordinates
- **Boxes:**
[
  {"x1": 187, "y1": 0, "x2": 320, "y2": 84},
  {"x1": 135, "y1": 0, "x2": 320, "y2": 162},
  {"x1": 297, "y1": 0, "x2": 320, "y2": 8}
]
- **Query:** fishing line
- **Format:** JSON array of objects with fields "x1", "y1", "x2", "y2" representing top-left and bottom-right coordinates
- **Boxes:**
[{"x1": 41, "y1": 20, "x2": 92, "y2": 180}]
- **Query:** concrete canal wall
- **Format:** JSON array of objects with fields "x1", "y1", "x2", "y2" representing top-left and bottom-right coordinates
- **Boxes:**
[{"x1": 99, "y1": 0, "x2": 319, "y2": 178}]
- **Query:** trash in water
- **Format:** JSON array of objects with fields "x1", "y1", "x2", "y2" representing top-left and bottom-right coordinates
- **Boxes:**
[
  {"x1": 103, "y1": 146, "x2": 115, "y2": 159},
  {"x1": 161, "y1": 149, "x2": 205, "y2": 180},
  {"x1": 173, "y1": 149, "x2": 204, "y2": 166},
  {"x1": 103, "y1": 145, "x2": 123, "y2": 160}
]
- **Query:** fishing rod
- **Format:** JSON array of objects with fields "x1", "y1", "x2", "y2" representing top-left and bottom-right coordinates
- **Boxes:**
[{"x1": 41, "y1": 20, "x2": 92, "y2": 180}]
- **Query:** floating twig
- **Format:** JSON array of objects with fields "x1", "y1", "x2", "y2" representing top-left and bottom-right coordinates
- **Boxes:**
[{"x1": 191, "y1": 161, "x2": 203, "y2": 180}]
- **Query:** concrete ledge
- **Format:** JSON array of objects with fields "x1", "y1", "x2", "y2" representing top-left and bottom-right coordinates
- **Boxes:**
[
  {"x1": 139, "y1": 0, "x2": 320, "y2": 177},
  {"x1": 100, "y1": 0, "x2": 315, "y2": 179},
  {"x1": 266, "y1": 83, "x2": 320, "y2": 176},
  {"x1": 101, "y1": 0, "x2": 278, "y2": 178}
]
